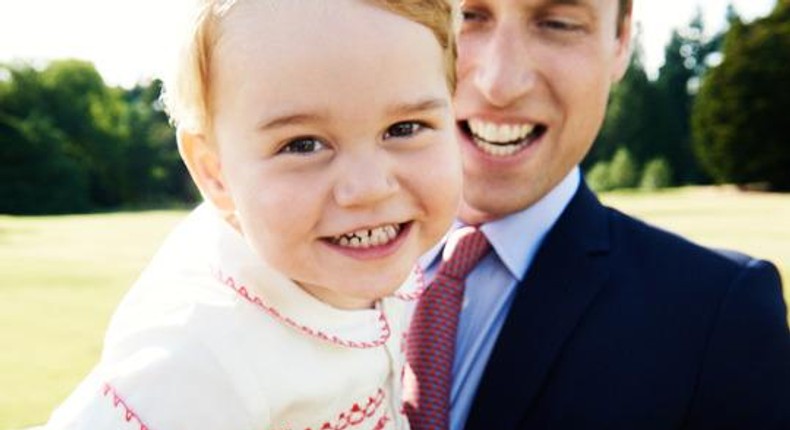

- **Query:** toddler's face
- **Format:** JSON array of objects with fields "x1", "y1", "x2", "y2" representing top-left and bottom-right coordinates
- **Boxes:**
[{"x1": 198, "y1": 0, "x2": 461, "y2": 309}]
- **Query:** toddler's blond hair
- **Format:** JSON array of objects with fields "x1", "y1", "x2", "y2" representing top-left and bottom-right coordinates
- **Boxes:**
[{"x1": 162, "y1": 0, "x2": 458, "y2": 133}]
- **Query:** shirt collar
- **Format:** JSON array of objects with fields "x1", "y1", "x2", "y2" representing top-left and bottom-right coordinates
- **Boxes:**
[
  {"x1": 421, "y1": 167, "x2": 580, "y2": 281},
  {"x1": 484, "y1": 167, "x2": 579, "y2": 280}
]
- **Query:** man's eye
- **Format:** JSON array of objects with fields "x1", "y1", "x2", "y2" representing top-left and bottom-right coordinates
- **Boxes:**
[
  {"x1": 279, "y1": 137, "x2": 326, "y2": 154},
  {"x1": 384, "y1": 121, "x2": 424, "y2": 139},
  {"x1": 541, "y1": 19, "x2": 582, "y2": 32}
]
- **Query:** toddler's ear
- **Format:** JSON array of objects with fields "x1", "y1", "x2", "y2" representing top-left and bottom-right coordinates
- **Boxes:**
[{"x1": 177, "y1": 129, "x2": 236, "y2": 214}]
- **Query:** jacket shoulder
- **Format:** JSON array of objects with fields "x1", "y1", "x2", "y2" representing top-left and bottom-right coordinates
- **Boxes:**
[{"x1": 605, "y1": 205, "x2": 774, "y2": 276}]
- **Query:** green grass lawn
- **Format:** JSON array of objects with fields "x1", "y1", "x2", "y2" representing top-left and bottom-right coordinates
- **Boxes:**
[
  {"x1": 0, "y1": 210, "x2": 188, "y2": 429},
  {"x1": 1, "y1": 188, "x2": 789, "y2": 429}
]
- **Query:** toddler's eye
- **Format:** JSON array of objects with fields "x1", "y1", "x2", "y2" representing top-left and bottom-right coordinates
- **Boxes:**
[
  {"x1": 461, "y1": 10, "x2": 484, "y2": 22},
  {"x1": 280, "y1": 137, "x2": 326, "y2": 154},
  {"x1": 384, "y1": 121, "x2": 424, "y2": 139},
  {"x1": 460, "y1": 7, "x2": 488, "y2": 24}
]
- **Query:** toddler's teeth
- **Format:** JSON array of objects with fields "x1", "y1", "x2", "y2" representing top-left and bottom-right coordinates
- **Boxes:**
[{"x1": 332, "y1": 223, "x2": 402, "y2": 248}]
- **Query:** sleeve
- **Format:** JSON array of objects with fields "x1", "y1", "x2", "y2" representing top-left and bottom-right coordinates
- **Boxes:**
[
  {"x1": 45, "y1": 339, "x2": 266, "y2": 430},
  {"x1": 684, "y1": 259, "x2": 790, "y2": 430}
]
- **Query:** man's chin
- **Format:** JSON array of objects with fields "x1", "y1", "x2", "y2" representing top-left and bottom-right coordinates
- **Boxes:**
[
  {"x1": 458, "y1": 192, "x2": 535, "y2": 224},
  {"x1": 458, "y1": 195, "x2": 522, "y2": 224}
]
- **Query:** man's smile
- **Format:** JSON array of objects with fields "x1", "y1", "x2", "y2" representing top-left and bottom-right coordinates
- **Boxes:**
[{"x1": 460, "y1": 119, "x2": 547, "y2": 157}]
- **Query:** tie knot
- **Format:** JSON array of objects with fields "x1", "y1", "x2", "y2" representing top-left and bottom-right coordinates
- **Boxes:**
[{"x1": 438, "y1": 226, "x2": 491, "y2": 280}]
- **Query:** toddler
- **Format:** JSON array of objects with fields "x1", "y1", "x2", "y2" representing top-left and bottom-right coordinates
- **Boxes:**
[{"x1": 45, "y1": 0, "x2": 460, "y2": 428}]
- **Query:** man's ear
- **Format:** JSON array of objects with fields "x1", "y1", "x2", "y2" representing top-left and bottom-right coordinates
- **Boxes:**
[
  {"x1": 611, "y1": 13, "x2": 633, "y2": 83},
  {"x1": 177, "y1": 128, "x2": 236, "y2": 214}
]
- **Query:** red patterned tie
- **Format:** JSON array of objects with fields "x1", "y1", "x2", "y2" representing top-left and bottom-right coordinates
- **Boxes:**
[{"x1": 404, "y1": 226, "x2": 491, "y2": 430}]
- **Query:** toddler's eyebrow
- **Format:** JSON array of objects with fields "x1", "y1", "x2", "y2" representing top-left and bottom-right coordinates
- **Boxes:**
[
  {"x1": 387, "y1": 98, "x2": 449, "y2": 117},
  {"x1": 257, "y1": 98, "x2": 449, "y2": 131},
  {"x1": 258, "y1": 112, "x2": 323, "y2": 131}
]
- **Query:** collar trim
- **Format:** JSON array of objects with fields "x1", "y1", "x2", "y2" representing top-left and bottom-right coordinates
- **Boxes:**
[
  {"x1": 102, "y1": 383, "x2": 150, "y2": 430},
  {"x1": 213, "y1": 267, "x2": 391, "y2": 349},
  {"x1": 390, "y1": 266, "x2": 428, "y2": 301}
]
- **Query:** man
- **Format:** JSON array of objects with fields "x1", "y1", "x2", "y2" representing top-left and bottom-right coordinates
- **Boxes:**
[{"x1": 407, "y1": 0, "x2": 790, "y2": 429}]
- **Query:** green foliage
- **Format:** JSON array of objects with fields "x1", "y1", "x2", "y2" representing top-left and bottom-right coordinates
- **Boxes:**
[
  {"x1": 587, "y1": 161, "x2": 613, "y2": 192},
  {"x1": 589, "y1": 35, "x2": 660, "y2": 167},
  {"x1": 0, "y1": 114, "x2": 90, "y2": 214},
  {"x1": 587, "y1": 148, "x2": 640, "y2": 191},
  {"x1": 587, "y1": 13, "x2": 723, "y2": 187},
  {"x1": 0, "y1": 61, "x2": 195, "y2": 214},
  {"x1": 609, "y1": 147, "x2": 639, "y2": 189},
  {"x1": 640, "y1": 158, "x2": 674, "y2": 190},
  {"x1": 121, "y1": 81, "x2": 197, "y2": 204},
  {"x1": 40, "y1": 60, "x2": 130, "y2": 206},
  {"x1": 692, "y1": 1, "x2": 790, "y2": 190},
  {"x1": 653, "y1": 9, "x2": 719, "y2": 184}
]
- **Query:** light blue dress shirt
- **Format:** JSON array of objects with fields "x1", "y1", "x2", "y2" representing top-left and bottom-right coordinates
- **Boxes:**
[{"x1": 417, "y1": 167, "x2": 580, "y2": 430}]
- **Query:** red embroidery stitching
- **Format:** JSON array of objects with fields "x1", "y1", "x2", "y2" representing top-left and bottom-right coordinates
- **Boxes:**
[
  {"x1": 102, "y1": 383, "x2": 152, "y2": 430},
  {"x1": 286, "y1": 388, "x2": 387, "y2": 430},
  {"x1": 372, "y1": 414, "x2": 391, "y2": 430},
  {"x1": 213, "y1": 268, "x2": 391, "y2": 349},
  {"x1": 391, "y1": 266, "x2": 427, "y2": 301}
]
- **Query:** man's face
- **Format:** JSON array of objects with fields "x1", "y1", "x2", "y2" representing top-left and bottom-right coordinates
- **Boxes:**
[{"x1": 454, "y1": 0, "x2": 631, "y2": 223}]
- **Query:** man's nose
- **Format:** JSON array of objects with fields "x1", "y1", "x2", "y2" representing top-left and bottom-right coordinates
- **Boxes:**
[
  {"x1": 473, "y1": 26, "x2": 537, "y2": 108},
  {"x1": 333, "y1": 149, "x2": 399, "y2": 208}
]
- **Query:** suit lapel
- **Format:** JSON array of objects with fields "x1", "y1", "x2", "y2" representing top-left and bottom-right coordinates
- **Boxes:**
[{"x1": 464, "y1": 182, "x2": 612, "y2": 429}]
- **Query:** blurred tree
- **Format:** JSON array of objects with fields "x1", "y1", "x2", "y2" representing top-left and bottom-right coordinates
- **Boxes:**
[
  {"x1": 640, "y1": 158, "x2": 673, "y2": 191},
  {"x1": 587, "y1": 29, "x2": 658, "y2": 172},
  {"x1": 585, "y1": 12, "x2": 729, "y2": 188},
  {"x1": 654, "y1": 10, "x2": 716, "y2": 184},
  {"x1": 38, "y1": 60, "x2": 131, "y2": 206},
  {"x1": 0, "y1": 113, "x2": 89, "y2": 214},
  {"x1": 586, "y1": 161, "x2": 613, "y2": 193},
  {"x1": 608, "y1": 147, "x2": 639, "y2": 189},
  {"x1": 692, "y1": 1, "x2": 790, "y2": 190},
  {"x1": 122, "y1": 80, "x2": 196, "y2": 204},
  {"x1": 0, "y1": 61, "x2": 194, "y2": 214}
]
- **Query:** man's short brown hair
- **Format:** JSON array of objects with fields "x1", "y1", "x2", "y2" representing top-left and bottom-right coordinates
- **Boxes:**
[{"x1": 618, "y1": 0, "x2": 633, "y2": 36}]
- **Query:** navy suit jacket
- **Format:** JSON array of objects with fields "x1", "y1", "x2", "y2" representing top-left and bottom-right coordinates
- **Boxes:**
[{"x1": 464, "y1": 182, "x2": 790, "y2": 429}]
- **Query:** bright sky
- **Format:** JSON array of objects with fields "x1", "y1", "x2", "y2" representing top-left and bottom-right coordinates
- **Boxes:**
[{"x1": 0, "y1": 0, "x2": 778, "y2": 88}]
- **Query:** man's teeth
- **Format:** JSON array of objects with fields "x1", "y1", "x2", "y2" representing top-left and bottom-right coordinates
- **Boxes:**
[
  {"x1": 474, "y1": 139, "x2": 528, "y2": 156},
  {"x1": 332, "y1": 224, "x2": 401, "y2": 248},
  {"x1": 468, "y1": 120, "x2": 534, "y2": 144}
]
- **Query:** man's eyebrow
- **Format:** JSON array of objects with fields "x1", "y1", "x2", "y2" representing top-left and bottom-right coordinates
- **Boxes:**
[
  {"x1": 547, "y1": 0, "x2": 585, "y2": 5},
  {"x1": 387, "y1": 97, "x2": 449, "y2": 117},
  {"x1": 541, "y1": 0, "x2": 598, "y2": 20},
  {"x1": 539, "y1": 0, "x2": 597, "y2": 10}
]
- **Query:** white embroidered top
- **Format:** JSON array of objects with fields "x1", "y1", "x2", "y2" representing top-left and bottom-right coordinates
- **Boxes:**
[{"x1": 45, "y1": 204, "x2": 414, "y2": 430}]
